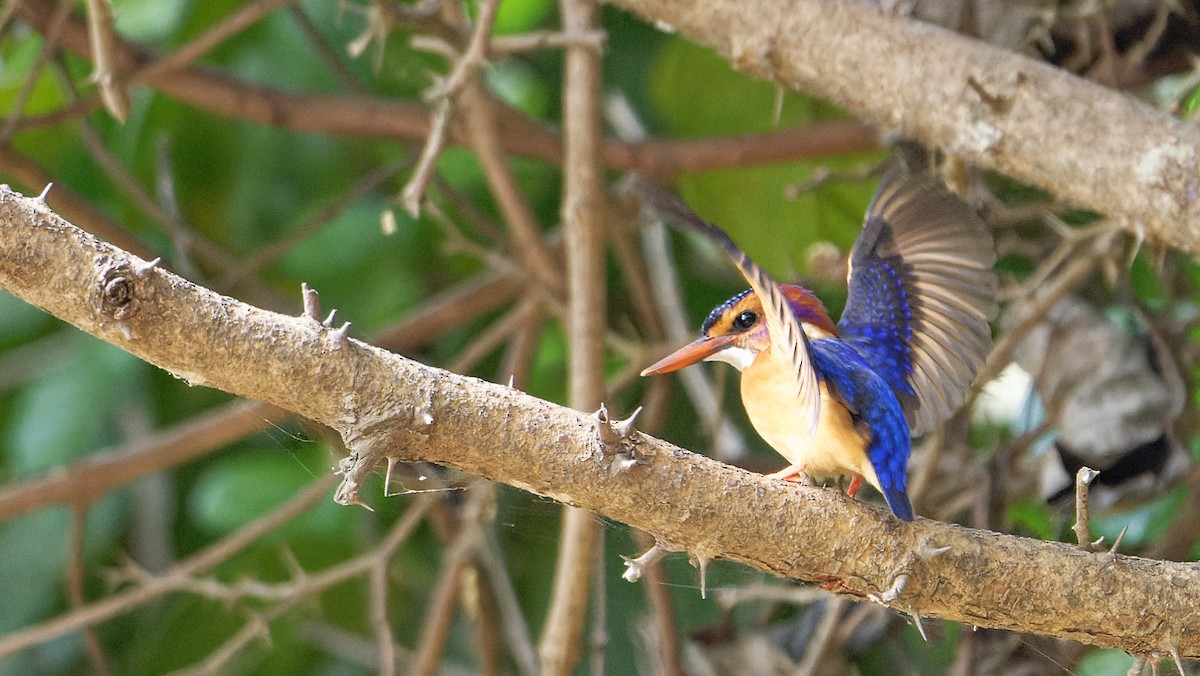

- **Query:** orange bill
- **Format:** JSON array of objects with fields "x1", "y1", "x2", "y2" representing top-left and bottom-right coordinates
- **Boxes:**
[{"x1": 640, "y1": 334, "x2": 737, "y2": 376}]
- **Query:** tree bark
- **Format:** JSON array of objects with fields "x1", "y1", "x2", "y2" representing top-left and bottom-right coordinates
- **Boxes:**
[
  {"x1": 604, "y1": 0, "x2": 1200, "y2": 254},
  {"x1": 3, "y1": 188, "x2": 1199, "y2": 660}
]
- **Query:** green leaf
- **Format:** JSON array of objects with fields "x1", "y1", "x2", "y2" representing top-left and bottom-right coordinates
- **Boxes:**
[
  {"x1": 187, "y1": 449, "x2": 350, "y2": 539},
  {"x1": 1076, "y1": 648, "x2": 1134, "y2": 676},
  {"x1": 1091, "y1": 484, "x2": 1186, "y2": 550},
  {"x1": 6, "y1": 338, "x2": 144, "y2": 477},
  {"x1": 112, "y1": 0, "x2": 190, "y2": 42},
  {"x1": 0, "y1": 292, "x2": 54, "y2": 346},
  {"x1": 674, "y1": 168, "x2": 878, "y2": 279},
  {"x1": 1007, "y1": 499, "x2": 1056, "y2": 541},
  {"x1": 490, "y1": 0, "x2": 553, "y2": 34}
]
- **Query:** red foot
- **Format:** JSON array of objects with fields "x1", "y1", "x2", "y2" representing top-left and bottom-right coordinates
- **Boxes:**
[{"x1": 846, "y1": 475, "x2": 863, "y2": 497}]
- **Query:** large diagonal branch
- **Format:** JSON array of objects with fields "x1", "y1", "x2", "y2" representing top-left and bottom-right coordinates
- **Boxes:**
[
  {"x1": 3, "y1": 189, "x2": 1200, "y2": 659},
  {"x1": 606, "y1": 0, "x2": 1200, "y2": 254}
]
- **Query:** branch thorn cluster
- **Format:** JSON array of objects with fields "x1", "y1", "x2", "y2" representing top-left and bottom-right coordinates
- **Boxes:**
[
  {"x1": 621, "y1": 542, "x2": 668, "y2": 584},
  {"x1": 593, "y1": 404, "x2": 644, "y2": 473}
]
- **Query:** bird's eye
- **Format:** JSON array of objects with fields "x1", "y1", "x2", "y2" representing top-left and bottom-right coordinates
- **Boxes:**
[{"x1": 733, "y1": 310, "x2": 758, "y2": 331}]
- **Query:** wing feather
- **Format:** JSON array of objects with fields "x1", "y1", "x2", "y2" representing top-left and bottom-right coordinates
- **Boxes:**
[
  {"x1": 839, "y1": 172, "x2": 997, "y2": 436},
  {"x1": 632, "y1": 176, "x2": 822, "y2": 434}
]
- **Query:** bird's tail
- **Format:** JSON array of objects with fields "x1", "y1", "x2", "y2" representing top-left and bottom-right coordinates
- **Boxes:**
[{"x1": 882, "y1": 486, "x2": 914, "y2": 522}]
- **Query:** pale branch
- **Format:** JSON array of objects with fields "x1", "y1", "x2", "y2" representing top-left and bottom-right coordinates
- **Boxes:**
[
  {"x1": 539, "y1": 0, "x2": 609, "y2": 668},
  {"x1": 605, "y1": 0, "x2": 1200, "y2": 255},
  {"x1": 3, "y1": 190, "x2": 1200, "y2": 659}
]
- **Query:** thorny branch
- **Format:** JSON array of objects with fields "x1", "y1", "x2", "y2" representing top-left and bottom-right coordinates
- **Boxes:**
[{"x1": 3, "y1": 187, "x2": 1200, "y2": 661}]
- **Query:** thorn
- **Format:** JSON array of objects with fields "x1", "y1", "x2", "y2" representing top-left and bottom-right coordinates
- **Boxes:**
[
  {"x1": 301, "y1": 283, "x2": 321, "y2": 322},
  {"x1": 909, "y1": 610, "x2": 929, "y2": 641},
  {"x1": 507, "y1": 373, "x2": 515, "y2": 388},
  {"x1": 593, "y1": 404, "x2": 645, "y2": 468},
  {"x1": 384, "y1": 456, "x2": 399, "y2": 497},
  {"x1": 609, "y1": 455, "x2": 639, "y2": 475},
  {"x1": 868, "y1": 574, "x2": 909, "y2": 604},
  {"x1": 612, "y1": 406, "x2": 643, "y2": 438},
  {"x1": 339, "y1": 493, "x2": 375, "y2": 512},
  {"x1": 132, "y1": 257, "x2": 161, "y2": 278},
  {"x1": 621, "y1": 543, "x2": 667, "y2": 583},
  {"x1": 1091, "y1": 535, "x2": 1106, "y2": 549},
  {"x1": 331, "y1": 322, "x2": 351, "y2": 345},
  {"x1": 919, "y1": 542, "x2": 952, "y2": 559},
  {"x1": 695, "y1": 554, "x2": 709, "y2": 599},
  {"x1": 416, "y1": 408, "x2": 434, "y2": 430},
  {"x1": 1110, "y1": 525, "x2": 1129, "y2": 554},
  {"x1": 322, "y1": 309, "x2": 337, "y2": 328},
  {"x1": 1168, "y1": 640, "x2": 1185, "y2": 676},
  {"x1": 281, "y1": 546, "x2": 306, "y2": 581},
  {"x1": 37, "y1": 183, "x2": 52, "y2": 202}
]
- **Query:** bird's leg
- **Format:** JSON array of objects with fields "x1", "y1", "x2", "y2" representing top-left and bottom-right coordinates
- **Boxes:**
[
  {"x1": 766, "y1": 464, "x2": 808, "y2": 483},
  {"x1": 846, "y1": 475, "x2": 864, "y2": 497}
]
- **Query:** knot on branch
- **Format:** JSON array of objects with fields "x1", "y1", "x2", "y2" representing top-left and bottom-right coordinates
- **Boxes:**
[{"x1": 93, "y1": 254, "x2": 160, "y2": 321}]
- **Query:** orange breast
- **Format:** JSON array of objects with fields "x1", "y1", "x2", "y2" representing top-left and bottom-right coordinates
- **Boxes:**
[{"x1": 740, "y1": 349, "x2": 882, "y2": 490}]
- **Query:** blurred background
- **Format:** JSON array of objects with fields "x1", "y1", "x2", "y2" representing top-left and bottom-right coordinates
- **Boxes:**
[{"x1": 1, "y1": 0, "x2": 1200, "y2": 673}]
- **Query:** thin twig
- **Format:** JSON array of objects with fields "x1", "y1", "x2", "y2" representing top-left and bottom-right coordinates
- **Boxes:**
[
  {"x1": 170, "y1": 492, "x2": 437, "y2": 675},
  {"x1": 490, "y1": 29, "x2": 607, "y2": 54},
  {"x1": 401, "y1": 0, "x2": 503, "y2": 216},
  {"x1": 448, "y1": 295, "x2": 542, "y2": 374},
  {"x1": 409, "y1": 483, "x2": 489, "y2": 676},
  {"x1": 68, "y1": 504, "x2": 110, "y2": 675},
  {"x1": 369, "y1": 564, "x2": 397, "y2": 676},
  {"x1": 83, "y1": 0, "x2": 127, "y2": 121},
  {"x1": 477, "y1": 530, "x2": 539, "y2": 676},
  {"x1": 538, "y1": 0, "x2": 608, "y2": 672},
  {"x1": 286, "y1": 4, "x2": 367, "y2": 93},
  {"x1": 401, "y1": 97, "x2": 453, "y2": 218},
  {"x1": 134, "y1": 0, "x2": 296, "y2": 80},
  {"x1": 1073, "y1": 466, "x2": 1101, "y2": 550},
  {"x1": 227, "y1": 156, "x2": 412, "y2": 282},
  {"x1": 498, "y1": 299, "x2": 545, "y2": 389},
  {"x1": 459, "y1": 80, "x2": 564, "y2": 294},
  {"x1": 633, "y1": 533, "x2": 683, "y2": 676},
  {"x1": 589, "y1": 531, "x2": 608, "y2": 676},
  {"x1": 794, "y1": 598, "x2": 847, "y2": 676},
  {"x1": 0, "y1": 476, "x2": 338, "y2": 659},
  {"x1": 1, "y1": 0, "x2": 71, "y2": 139}
]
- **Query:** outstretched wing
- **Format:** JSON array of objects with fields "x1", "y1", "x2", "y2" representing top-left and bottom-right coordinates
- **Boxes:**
[
  {"x1": 631, "y1": 176, "x2": 821, "y2": 435},
  {"x1": 838, "y1": 173, "x2": 997, "y2": 436}
]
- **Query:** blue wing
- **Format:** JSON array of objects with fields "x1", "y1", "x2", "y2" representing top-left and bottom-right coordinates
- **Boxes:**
[
  {"x1": 811, "y1": 339, "x2": 914, "y2": 521},
  {"x1": 838, "y1": 173, "x2": 997, "y2": 436}
]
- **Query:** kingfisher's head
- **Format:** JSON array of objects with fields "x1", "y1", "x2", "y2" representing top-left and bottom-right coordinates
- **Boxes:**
[{"x1": 641, "y1": 284, "x2": 835, "y2": 375}]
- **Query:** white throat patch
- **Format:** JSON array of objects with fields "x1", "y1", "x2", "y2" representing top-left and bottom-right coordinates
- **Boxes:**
[{"x1": 705, "y1": 346, "x2": 756, "y2": 371}]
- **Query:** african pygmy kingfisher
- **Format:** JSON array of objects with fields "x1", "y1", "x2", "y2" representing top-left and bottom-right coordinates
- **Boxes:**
[{"x1": 638, "y1": 172, "x2": 997, "y2": 521}]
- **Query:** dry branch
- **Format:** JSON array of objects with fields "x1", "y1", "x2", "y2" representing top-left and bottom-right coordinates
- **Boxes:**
[
  {"x1": 3, "y1": 182, "x2": 1200, "y2": 660},
  {"x1": 605, "y1": 0, "x2": 1200, "y2": 254},
  {"x1": 539, "y1": 0, "x2": 609, "y2": 671}
]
